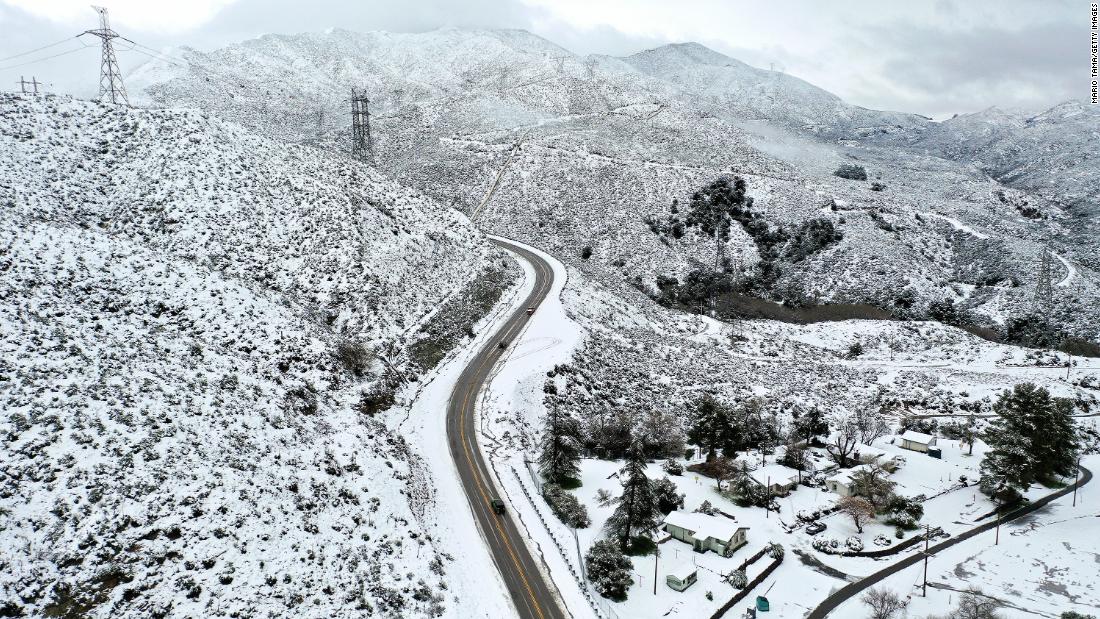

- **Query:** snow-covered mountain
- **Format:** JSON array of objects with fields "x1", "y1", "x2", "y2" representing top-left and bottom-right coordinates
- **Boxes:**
[
  {"x1": 0, "y1": 93, "x2": 513, "y2": 617},
  {"x1": 894, "y1": 101, "x2": 1100, "y2": 266},
  {"x1": 128, "y1": 27, "x2": 1099, "y2": 343}
]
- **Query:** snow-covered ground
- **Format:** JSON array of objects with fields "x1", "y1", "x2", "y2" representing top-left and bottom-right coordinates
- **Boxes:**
[
  {"x1": 0, "y1": 93, "x2": 514, "y2": 618},
  {"x1": 829, "y1": 454, "x2": 1100, "y2": 619}
]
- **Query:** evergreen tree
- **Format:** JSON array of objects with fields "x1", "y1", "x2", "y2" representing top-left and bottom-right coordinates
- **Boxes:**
[
  {"x1": 980, "y1": 383, "x2": 1079, "y2": 496},
  {"x1": 652, "y1": 476, "x2": 685, "y2": 515},
  {"x1": 686, "y1": 395, "x2": 732, "y2": 461},
  {"x1": 605, "y1": 439, "x2": 662, "y2": 551},
  {"x1": 584, "y1": 539, "x2": 633, "y2": 601},
  {"x1": 538, "y1": 406, "x2": 582, "y2": 484},
  {"x1": 793, "y1": 405, "x2": 829, "y2": 444}
]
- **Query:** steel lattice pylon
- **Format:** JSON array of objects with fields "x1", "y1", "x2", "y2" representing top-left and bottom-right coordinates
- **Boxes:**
[
  {"x1": 350, "y1": 89, "x2": 373, "y2": 163},
  {"x1": 1033, "y1": 241, "x2": 1055, "y2": 318},
  {"x1": 84, "y1": 6, "x2": 129, "y2": 106}
]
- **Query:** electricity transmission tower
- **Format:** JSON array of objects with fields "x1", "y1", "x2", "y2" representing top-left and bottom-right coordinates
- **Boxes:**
[
  {"x1": 1032, "y1": 241, "x2": 1055, "y2": 319},
  {"x1": 350, "y1": 89, "x2": 374, "y2": 163},
  {"x1": 83, "y1": 6, "x2": 128, "y2": 106},
  {"x1": 16, "y1": 76, "x2": 42, "y2": 95},
  {"x1": 350, "y1": 90, "x2": 373, "y2": 162}
]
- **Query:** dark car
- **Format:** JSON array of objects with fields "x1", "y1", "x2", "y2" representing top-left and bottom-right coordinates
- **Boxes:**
[
  {"x1": 490, "y1": 499, "x2": 506, "y2": 515},
  {"x1": 526, "y1": 307, "x2": 535, "y2": 316},
  {"x1": 805, "y1": 521, "x2": 827, "y2": 535}
]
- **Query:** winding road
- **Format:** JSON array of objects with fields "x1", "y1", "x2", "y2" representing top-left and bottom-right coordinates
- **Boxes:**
[
  {"x1": 446, "y1": 237, "x2": 568, "y2": 619},
  {"x1": 806, "y1": 465, "x2": 1093, "y2": 618}
]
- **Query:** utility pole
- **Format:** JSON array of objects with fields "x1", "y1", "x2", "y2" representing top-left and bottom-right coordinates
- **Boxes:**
[
  {"x1": 922, "y1": 524, "x2": 931, "y2": 597},
  {"x1": 1073, "y1": 455, "x2": 1081, "y2": 507},
  {"x1": 652, "y1": 545, "x2": 658, "y2": 595},
  {"x1": 994, "y1": 494, "x2": 1001, "y2": 545},
  {"x1": 350, "y1": 89, "x2": 373, "y2": 163},
  {"x1": 16, "y1": 76, "x2": 41, "y2": 95},
  {"x1": 83, "y1": 6, "x2": 129, "y2": 106}
]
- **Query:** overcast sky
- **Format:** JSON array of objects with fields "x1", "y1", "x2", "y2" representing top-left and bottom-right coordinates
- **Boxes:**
[{"x1": 0, "y1": 0, "x2": 1088, "y2": 119}]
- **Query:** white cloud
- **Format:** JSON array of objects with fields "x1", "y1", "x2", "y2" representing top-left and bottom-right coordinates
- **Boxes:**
[{"x1": 0, "y1": 0, "x2": 238, "y2": 33}]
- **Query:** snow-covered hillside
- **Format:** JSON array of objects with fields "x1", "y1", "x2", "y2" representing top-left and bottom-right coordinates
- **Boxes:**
[
  {"x1": 128, "y1": 28, "x2": 1099, "y2": 344},
  {"x1": 0, "y1": 93, "x2": 514, "y2": 617}
]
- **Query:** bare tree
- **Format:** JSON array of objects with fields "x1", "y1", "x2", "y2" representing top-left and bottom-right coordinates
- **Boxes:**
[
  {"x1": 828, "y1": 414, "x2": 861, "y2": 468},
  {"x1": 854, "y1": 407, "x2": 890, "y2": 446},
  {"x1": 955, "y1": 588, "x2": 1003, "y2": 619},
  {"x1": 837, "y1": 495, "x2": 875, "y2": 533},
  {"x1": 861, "y1": 587, "x2": 906, "y2": 619}
]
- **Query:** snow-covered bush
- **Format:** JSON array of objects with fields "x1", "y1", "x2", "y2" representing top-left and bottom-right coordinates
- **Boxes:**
[
  {"x1": 766, "y1": 542, "x2": 785, "y2": 560},
  {"x1": 834, "y1": 164, "x2": 868, "y2": 181},
  {"x1": 542, "y1": 484, "x2": 591, "y2": 529},
  {"x1": 585, "y1": 540, "x2": 633, "y2": 601},
  {"x1": 724, "y1": 568, "x2": 748, "y2": 589},
  {"x1": 845, "y1": 536, "x2": 864, "y2": 552}
]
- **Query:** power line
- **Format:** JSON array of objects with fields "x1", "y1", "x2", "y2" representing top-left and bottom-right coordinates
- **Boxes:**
[
  {"x1": 0, "y1": 42, "x2": 93, "y2": 72},
  {"x1": 0, "y1": 36, "x2": 79, "y2": 63}
]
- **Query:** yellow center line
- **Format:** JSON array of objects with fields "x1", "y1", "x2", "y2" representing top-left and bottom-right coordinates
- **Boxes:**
[{"x1": 454, "y1": 247, "x2": 556, "y2": 619}]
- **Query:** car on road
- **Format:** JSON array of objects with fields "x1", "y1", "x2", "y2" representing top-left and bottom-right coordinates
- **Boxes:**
[
  {"x1": 805, "y1": 521, "x2": 827, "y2": 535},
  {"x1": 526, "y1": 307, "x2": 535, "y2": 316},
  {"x1": 490, "y1": 499, "x2": 506, "y2": 515}
]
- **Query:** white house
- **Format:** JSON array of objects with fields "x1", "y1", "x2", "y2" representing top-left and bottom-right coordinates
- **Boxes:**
[
  {"x1": 824, "y1": 464, "x2": 873, "y2": 496},
  {"x1": 665, "y1": 562, "x2": 698, "y2": 592},
  {"x1": 747, "y1": 463, "x2": 801, "y2": 496},
  {"x1": 663, "y1": 510, "x2": 749, "y2": 557},
  {"x1": 853, "y1": 444, "x2": 899, "y2": 471},
  {"x1": 899, "y1": 431, "x2": 937, "y2": 453}
]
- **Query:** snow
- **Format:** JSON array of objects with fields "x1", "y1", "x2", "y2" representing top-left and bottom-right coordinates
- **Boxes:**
[
  {"x1": 663, "y1": 511, "x2": 745, "y2": 542},
  {"x1": 922, "y1": 212, "x2": 991, "y2": 239},
  {"x1": 828, "y1": 454, "x2": 1100, "y2": 619},
  {"x1": 900, "y1": 430, "x2": 936, "y2": 445},
  {"x1": 1053, "y1": 250, "x2": 1077, "y2": 287},
  {"x1": 0, "y1": 93, "x2": 513, "y2": 618}
]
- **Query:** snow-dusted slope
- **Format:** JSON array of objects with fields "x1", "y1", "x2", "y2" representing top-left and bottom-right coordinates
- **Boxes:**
[
  {"x1": 622, "y1": 42, "x2": 929, "y2": 138},
  {"x1": 0, "y1": 93, "x2": 512, "y2": 617},
  {"x1": 128, "y1": 28, "x2": 1099, "y2": 343}
]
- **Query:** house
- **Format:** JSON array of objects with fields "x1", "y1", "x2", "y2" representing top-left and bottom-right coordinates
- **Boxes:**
[
  {"x1": 899, "y1": 431, "x2": 937, "y2": 453},
  {"x1": 663, "y1": 510, "x2": 749, "y2": 557},
  {"x1": 824, "y1": 464, "x2": 872, "y2": 496},
  {"x1": 854, "y1": 444, "x2": 899, "y2": 472},
  {"x1": 665, "y1": 562, "x2": 698, "y2": 592},
  {"x1": 747, "y1": 464, "x2": 801, "y2": 496}
]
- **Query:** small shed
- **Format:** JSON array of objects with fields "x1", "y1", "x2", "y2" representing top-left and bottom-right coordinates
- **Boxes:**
[
  {"x1": 899, "y1": 431, "x2": 937, "y2": 453},
  {"x1": 665, "y1": 562, "x2": 698, "y2": 592}
]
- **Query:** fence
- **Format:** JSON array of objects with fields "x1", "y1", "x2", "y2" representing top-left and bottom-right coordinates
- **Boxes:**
[
  {"x1": 510, "y1": 466, "x2": 620, "y2": 619},
  {"x1": 709, "y1": 554, "x2": 784, "y2": 619}
]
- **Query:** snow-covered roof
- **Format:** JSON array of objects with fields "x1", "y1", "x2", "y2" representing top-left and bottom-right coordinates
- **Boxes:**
[
  {"x1": 900, "y1": 430, "x2": 935, "y2": 445},
  {"x1": 667, "y1": 562, "x2": 697, "y2": 581},
  {"x1": 855, "y1": 444, "x2": 889, "y2": 459},
  {"x1": 747, "y1": 463, "x2": 800, "y2": 487},
  {"x1": 663, "y1": 510, "x2": 746, "y2": 542},
  {"x1": 826, "y1": 464, "x2": 873, "y2": 485}
]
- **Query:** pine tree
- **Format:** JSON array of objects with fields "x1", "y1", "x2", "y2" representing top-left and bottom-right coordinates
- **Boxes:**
[
  {"x1": 538, "y1": 406, "x2": 582, "y2": 484},
  {"x1": 979, "y1": 383, "x2": 1080, "y2": 496},
  {"x1": 686, "y1": 395, "x2": 732, "y2": 461},
  {"x1": 605, "y1": 439, "x2": 661, "y2": 551}
]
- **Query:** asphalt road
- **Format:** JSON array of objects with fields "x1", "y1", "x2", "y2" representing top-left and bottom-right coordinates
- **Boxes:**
[
  {"x1": 806, "y1": 465, "x2": 1094, "y2": 618},
  {"x1": 446, "y1": 237, "x2": 568, "y2": 619}
]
